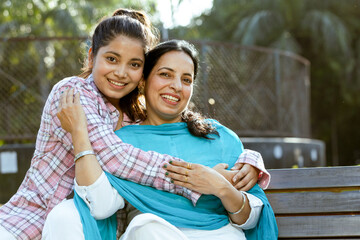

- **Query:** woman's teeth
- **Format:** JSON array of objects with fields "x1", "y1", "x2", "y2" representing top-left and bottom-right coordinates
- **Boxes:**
[
  {"x1": 161, "y1": 95, "x2": 179, "y2": 102},
  {"x1": 108, "y1": 79, "x2": 125, "y2": 86}
]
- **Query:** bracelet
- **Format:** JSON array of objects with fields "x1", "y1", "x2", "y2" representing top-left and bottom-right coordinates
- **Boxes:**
[
  {"x1": 74, "y1": 150, "x2": 95, "y2": 162},
  {"x1": 228, "y1": 191, "x2": 246, "y2": 215}
]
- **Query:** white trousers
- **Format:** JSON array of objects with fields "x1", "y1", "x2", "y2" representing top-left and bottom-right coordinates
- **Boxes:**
[
  {"x1": 121, "y1": 213, "x2": 188, "y2": 240},
  {"x1": 42, "y1": 200, "x2": 188, "y2": 240},
  {"x1": 42, "y1": 199, "x2": 85, "y2": 240},
  {"x1": 0, "y1": 225, "x2": 16, "y2": 240},
  {"x1": 43, "y1": 199, "x2": 247, "y2": 240}
]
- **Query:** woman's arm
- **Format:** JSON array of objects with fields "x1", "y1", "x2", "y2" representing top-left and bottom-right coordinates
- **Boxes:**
[
  {"x1": 164, "y1": 161, "x2": 259, "y2": 225},
  {"x1": 57, "y1": 89, "x2": 125, "y2": 219},
  {"x1": 57, "y1": 88, "x2": 102, "y2": 185},
  {"x1": 53, "y1": 85, "x2": 200, "y2": 204}
]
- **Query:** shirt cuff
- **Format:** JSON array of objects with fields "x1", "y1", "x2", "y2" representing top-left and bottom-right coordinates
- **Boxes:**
[
  {"x1": 236, "y1": 149, "x2": 271, "y2": 189},
  {"x1": 229, "y1": 192, "x2": 263, "y2": 229},
  {"x1": 74, "y1": 172, "x2": 125, "y2": 219}
]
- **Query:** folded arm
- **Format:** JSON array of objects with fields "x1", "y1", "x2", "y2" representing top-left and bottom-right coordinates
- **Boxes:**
[
  {"x1": 164, "y1": 161, "x2": 263, "y2": 226},
  {"x1": 55, "y1": 88, "x2": 200, "y2": 204}
]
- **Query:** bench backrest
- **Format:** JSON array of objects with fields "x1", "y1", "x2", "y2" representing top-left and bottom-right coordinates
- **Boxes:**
[{"x1": 266, "y1": 166, "x2": 360, "y2": 239}]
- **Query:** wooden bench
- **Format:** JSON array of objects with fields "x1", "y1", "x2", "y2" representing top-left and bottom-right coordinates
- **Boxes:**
[{"x1": 266, "y1": 166, "x2": 360, "y2": 239}]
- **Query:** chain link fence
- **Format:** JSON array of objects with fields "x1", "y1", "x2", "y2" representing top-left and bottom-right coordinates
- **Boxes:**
[
  {"x1": 0, "y1": 37, "x2": 310, "y2": 141},
  {"x1": 192, "y1": 41, "x2": 310, "y2": 138}
]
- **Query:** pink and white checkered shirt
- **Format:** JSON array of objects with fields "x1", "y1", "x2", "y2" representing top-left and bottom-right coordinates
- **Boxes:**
[{"x1": 0, "y1": 75, "x2": 269, "y2": 239}]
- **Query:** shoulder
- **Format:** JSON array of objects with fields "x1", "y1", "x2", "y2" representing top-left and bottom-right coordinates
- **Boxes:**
[
  {"x1": 52, "y1": 76, "x2": 86, "y2": 90},
  {"x1": 50, "y1": 75, "x2": 103, "y2": 104},
  {"x1": 205, "y1": 119, "x2": 244, "y2": 157},
  {"x1": 52, "y1": 76, "x2": 96, "y2": 94},
  {"x1": 205, "y1": 119, "x2": 239, "y2": 139}
]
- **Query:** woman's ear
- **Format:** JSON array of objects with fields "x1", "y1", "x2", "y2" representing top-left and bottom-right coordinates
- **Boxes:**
[{"x1": 88, "y1": 47, "x2": 94, "y2": 68}]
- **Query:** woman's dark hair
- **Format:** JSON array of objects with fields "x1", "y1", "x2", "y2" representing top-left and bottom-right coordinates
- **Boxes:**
[
  {"x1": 79, "y1": 8, "x2": 159, "y2": 122},
  {"x1": 143, "y1": 40, "x2": 218, "y2": 139}
]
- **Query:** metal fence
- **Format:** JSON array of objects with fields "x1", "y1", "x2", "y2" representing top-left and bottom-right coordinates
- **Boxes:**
[
  {"x1": 0, "y1": 37, "x2": 310, "y2": 141},
  {"x1": 192, "y1": 41, "x2": 311, "y2": 138}
]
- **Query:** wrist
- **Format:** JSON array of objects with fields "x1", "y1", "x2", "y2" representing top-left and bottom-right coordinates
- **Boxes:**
[
  {"x1": 216, "y1": 181, "x2": 235, "y2": 199},
  {"x1": 71, "y1": 128, "x2": 90, "y2": 143}
]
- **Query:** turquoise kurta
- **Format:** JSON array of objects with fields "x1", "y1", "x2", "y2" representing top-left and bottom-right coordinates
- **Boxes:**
[{"x1": 74, "y1": 120, "x2": 278, "y2": 239}]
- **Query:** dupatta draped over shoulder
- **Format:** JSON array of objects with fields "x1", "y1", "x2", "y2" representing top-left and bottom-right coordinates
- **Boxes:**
[{"x1": 74, "y1": 121, "x2": 278, "y2": 239}]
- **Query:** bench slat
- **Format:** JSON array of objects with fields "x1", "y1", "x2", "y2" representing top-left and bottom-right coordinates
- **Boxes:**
[
  {"x1": 277, "y1": 215, "x2": 360, "y2": 238},
  {"x1": 267, "y1": 189, "x2": 360, "y2": 214},
  {"x1": 268, "y1": 166, "x2": 360, "y2": 189}
]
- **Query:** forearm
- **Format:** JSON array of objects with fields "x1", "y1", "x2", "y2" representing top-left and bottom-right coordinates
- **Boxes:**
[
  {"x1": 88, "y1": 128, "x2": 201, "y2": 204},
  {"x1": 72, "y1": 128, "x2": 103, "y2": 186},
  {"x1": 217, "y1": 184, "x2": 251, "y2": 225}
]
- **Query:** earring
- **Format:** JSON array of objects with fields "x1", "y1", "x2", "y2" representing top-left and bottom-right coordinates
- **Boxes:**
[
  {"x1": 139, "y1": 86, "x2": 144, "y2": 94},
  {"x1": 138, "y1": 79, "x2": 145, "y2": 94}
]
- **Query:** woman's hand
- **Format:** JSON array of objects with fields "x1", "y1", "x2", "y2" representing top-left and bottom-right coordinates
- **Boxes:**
[
  {"x1": 57, "y1": 88, "x2": 87, "y2": 134},
  {"x1": 165, "y1": 161, "x2": 252, "y2": 225},
  {"x1": 231, "y1": 163, "x2": 260, "y2": 191},
  {"x1": 164, "y1": 161, "x2": 232, "y2": 196}
]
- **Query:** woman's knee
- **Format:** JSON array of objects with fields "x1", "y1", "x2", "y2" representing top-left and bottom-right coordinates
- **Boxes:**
[
  {"x1": 124, "y1": 214, "x2": 187, "y2": 240},
  {"x1": 42, "y1": 199, "x2": 84, "y2": 240},
  {"x1": 45, "y1": 199, "x2": 79, "y2": 225}
]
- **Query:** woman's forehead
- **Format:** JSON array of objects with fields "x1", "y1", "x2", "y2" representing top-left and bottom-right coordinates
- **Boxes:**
[{"x1": 155, "y1": 51, "x2": 194, "y2": 72}]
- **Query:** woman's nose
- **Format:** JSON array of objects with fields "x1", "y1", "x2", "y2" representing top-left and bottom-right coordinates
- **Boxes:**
[
  {"x1": 170, "y1": 77, "x2": 182, "y2": 91},
  {"x1": 114, "y1": 66, "x2": 127, "y2": 78}
]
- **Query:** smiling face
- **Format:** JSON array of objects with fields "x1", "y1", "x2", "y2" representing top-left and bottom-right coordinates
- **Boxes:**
[
  {"x1": 90, "y1": 35, "x2": 145, "y2": 109},
  {"x1": 143, "y1": 50, "x2": 194, "y2": 125}
]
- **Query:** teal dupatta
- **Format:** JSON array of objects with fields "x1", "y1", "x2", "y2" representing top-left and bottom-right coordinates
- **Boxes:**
[{"x1": 74, "y1": 121, "x2": 278, "y2": 239}]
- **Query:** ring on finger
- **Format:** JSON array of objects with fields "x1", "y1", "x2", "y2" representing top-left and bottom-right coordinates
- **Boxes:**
[
  {"x1": 185, "y1": 176, "x2": 188, "y2": 182},
  {"x1": 185, "y1": 170, "x2": 189, "y2": 176},
  {"x1": 187, "y1": 163, "x2": 192, "y2": 169}
]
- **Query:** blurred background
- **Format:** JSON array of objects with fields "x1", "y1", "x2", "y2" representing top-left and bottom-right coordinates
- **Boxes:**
[{"x1": 1, "y1": 0, "x2": 360, "y2": 201}]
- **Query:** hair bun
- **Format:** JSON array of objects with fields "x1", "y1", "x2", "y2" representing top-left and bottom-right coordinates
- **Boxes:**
[{"x1": 111, "y1": 8, "x2": 150, "y2": 28}]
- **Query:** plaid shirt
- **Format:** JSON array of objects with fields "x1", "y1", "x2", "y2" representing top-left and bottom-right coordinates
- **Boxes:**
[{"x1": 0, "y1": 75, "x2": 269, "y2": 239}]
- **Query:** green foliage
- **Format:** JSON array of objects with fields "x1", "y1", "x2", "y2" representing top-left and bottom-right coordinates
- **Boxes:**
[
  {"x1": 0, "y1": 0, "x2": 158, "y2": 37},
  {"x1": 0, "y1": 0, "x2": 157, "y2": 142}
]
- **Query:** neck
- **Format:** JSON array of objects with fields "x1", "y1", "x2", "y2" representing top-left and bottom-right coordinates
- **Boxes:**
[{"x1": 141, "y1": 115, "x2": 182, "y2": 126}]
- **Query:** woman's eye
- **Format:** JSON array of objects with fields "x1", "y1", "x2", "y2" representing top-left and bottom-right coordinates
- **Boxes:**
[
  {"x1": 131, "y1": 62, "x2": 141, "y2": 68},
  {"x1": 183, "y1": 78, "x2": 193, "y2": 84},
  {"x1": 160, "y1": 72, "x2": 170, "y2": 77},
  {"x1": 107, "y1": 56, "x2": 116, "y2": 62}
]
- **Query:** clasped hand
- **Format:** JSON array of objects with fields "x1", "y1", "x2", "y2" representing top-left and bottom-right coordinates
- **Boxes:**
[{"x1": 163, "y1": 161, "x2": 259, "y2": 195}]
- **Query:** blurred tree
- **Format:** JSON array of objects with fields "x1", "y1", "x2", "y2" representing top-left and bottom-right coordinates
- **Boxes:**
[
  {"x1": 169, "y1": 0, "x2": 360, "y2": 166},
  {"x1": 0, "y1": 0, "x2": 157, "y2": 141}
]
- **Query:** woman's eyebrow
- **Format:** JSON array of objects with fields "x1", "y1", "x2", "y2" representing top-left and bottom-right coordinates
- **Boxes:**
[
  {"x1": 105, "y1": 51, "x2": 121, "y2": 57},
  {"x1": 105, "y1": 51, "x2": 144, "y2": 62},
  {"x1": 157, "y1": 67, "x2": 175, "y2": 72}
]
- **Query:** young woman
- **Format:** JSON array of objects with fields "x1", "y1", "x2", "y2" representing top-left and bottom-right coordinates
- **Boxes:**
[
  {"x1": 0, "y1": 9, "x2": 268, "y2": 240},
  {"x1": 56, "y1": 40, "x2": 277, "y2": 240}
]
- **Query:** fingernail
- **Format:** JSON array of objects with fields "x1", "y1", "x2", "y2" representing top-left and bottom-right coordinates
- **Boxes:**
[
  {"x1": 169, "y1": 160, "x2": 173, "y2": 164},
  {"x1": 163, "y1": 164, "x2": 167, "y2": 168},
  {"x1": 61, "y1": 91, "x2": 63, "y2": 94},
  {"x1": 165, "y1": 172, "x2": 169, "y2": 176},
  {"x1": 233, "y1": 177, "x2": 237, "y2": 182},
  {"x1": 171, "y1": 180, "x2": 174, "y2": 183}
]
